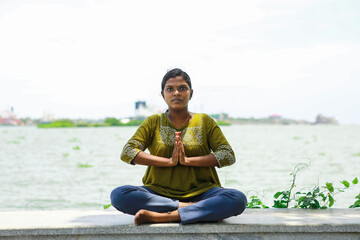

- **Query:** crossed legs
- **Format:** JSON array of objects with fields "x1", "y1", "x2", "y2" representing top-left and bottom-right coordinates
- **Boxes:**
[{"x1": 110, "y1": 185, "x2": 247, "y2": 225}]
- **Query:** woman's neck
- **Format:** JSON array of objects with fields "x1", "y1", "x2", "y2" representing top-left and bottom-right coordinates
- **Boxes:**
[{"x1": 166, "y1": 109, "x2": 191, "y2": 128}]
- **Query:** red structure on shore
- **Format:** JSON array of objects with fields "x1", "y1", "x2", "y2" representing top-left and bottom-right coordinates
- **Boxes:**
[{"x1": 0, "y1": 107, "x2": 23, "y2": 126}]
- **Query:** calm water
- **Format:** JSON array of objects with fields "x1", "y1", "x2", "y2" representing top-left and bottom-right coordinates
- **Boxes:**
[{"x1": 0, "y1": 125, "x2": 359, "y2": 211}]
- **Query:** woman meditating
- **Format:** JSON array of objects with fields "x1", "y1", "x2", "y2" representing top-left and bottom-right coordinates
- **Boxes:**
[{"x1": 110, "y1": 68, "x2": 247, "y2": 225}]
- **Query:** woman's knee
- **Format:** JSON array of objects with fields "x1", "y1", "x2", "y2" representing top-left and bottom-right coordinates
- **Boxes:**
[
  {"x1": 227, "y1": 189, "x2": 247, "y2": 215},
  {"x1": 110, "y1": 185, "x2": 140, "y2": 213}
]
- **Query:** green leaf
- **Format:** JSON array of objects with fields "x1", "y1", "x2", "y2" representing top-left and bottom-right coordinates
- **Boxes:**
[
  {"x1": 274, "y1": 192, "x2": 283, "y2": 199},
  {"x1": 341, "y1": 180, "x2": 350, "y2": 188},
  {"x1": 313, "y1": 187, "x2": 320, "y2": 194},
  {"x1": 326, "y1": 182, "x2": 334, "y2": 193},
  {"x1": 313, "y1": 199, "x2": 320, "y2": 208},
  {"x1": 319, "y1": 193, "x2": 327, "y2": 202},
  {"x1": 349, "y1": 199, "x2": 360, "y2": 208},
  {"x1": 329, "y1": 195, "x2": 335, "y2": 207},
  {"x1": 298, "y1": 196, "x2": 306, "y2": 201},
  {"x1": 353, "y1": 177, "x2": 358, "y2": 185},
  {"x1": 355, "y1": 194, "x2": 360, "y2": 200},
  {"x1": 103, "y1": 204, "x2": 112, "y2": 209},
  {"x1": 304, "y1": 197, "x2": 311, "y2": 206},
  {"x1": 320, "y1": 206, "x2": 328, "y2": 209},
  {"x1": 272, "y1": 200, "x2": 287, "y2": 208}
]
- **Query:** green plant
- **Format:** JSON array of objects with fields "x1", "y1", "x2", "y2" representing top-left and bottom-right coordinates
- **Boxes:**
[
  {"x1": 349, "y1": 194, "x2": 360, "y2": 208},
  {"x1": 273, "y1": 161, "x2": 310, "y2": 208},
  {"x1": 274, "y1": 175, "x2": 359, "y2": 209},
  {"x1": 247, "y1": 196, "x2": 269, "y2": 208},
  {"x1": 273, "y1": 190, "x2": 291, "y2": 208},
  {"x1": 294, "y1": 183, "x2": 334, "y2": 209}
]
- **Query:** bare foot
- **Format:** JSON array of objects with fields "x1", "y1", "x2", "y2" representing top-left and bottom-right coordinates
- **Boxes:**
[
  {"x1": 178, "y1": 201, "x2": 196, "y2": 208},
  {"x1": 134, "y1": 209, "x2": 180, "y2": 225}
]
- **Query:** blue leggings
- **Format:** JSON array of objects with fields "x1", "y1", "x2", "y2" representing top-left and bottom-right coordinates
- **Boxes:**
[{"x1": 110, "y1": 185, "x2": 247, "y2": 224}]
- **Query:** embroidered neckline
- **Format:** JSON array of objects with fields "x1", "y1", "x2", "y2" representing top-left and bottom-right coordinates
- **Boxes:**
[
  {"x1": 159, "y1": 113, "x2": 203, "y2": 147},
  {"x1": 162, "y1": 112, "x2": 197, "y2": 131}
]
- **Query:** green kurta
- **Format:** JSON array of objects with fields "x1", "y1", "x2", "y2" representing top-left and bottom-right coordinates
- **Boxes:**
[{"x1": 120, "y1": 113, "x2": 236, "y2": 201}]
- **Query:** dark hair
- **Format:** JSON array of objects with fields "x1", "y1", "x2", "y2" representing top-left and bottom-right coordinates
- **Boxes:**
[{"x1": 161, "y1": 68, "x2": 192, "y2": 91}]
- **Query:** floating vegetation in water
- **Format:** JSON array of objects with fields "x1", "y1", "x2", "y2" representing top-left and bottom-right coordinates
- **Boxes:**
[
  {"x1": 292, "y1": 136, "x2": 301, "y2": 140},
  {"x1": 7, "y1": 141, "x2": 20, "y2": 144},
  {"x1": 353, "y1": 153, "x2": 360, "y2": 157},
  {"x1": 318, "y1": 152, "x2": 326, "y2": 156},
  {"x1": 63, "y1": 153, "x2": 69, "y2": 157},
  {"x1": 73, "y1": 146, "x2": 80, "y2": 150},
  {"x1": 103, "y1": 204, "x2": 112, "y2": 209},
  {"x1": 77, "y1": 163, "x2": 92, "y2": 168}
]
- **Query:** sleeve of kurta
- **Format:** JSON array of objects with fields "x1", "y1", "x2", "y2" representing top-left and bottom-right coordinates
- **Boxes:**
[
  {"x1": 206, "y1": 116, "x2": 236, "y2": 168},
  {"x1": 120, "y1": 116, "x2": 155, "y2": 165}
]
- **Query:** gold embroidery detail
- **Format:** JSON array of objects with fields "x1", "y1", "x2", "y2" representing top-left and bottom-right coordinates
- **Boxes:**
[
  {"x1": 213, "y1": 144, "x2": 236, "y2": 167},
  {"x1": 121, "y1": 139, "x2": 145, "y2": 161},
  {"x1": 159, "y1": 114, "x2": 203, "y2": 147}
]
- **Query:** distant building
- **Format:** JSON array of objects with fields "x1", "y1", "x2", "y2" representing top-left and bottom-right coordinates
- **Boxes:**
[
  {"x1": 269, "y1": 113, "x2": 281, "y2": 120},
  {"x1": 268, "y1": 113, "x2": 282, "y2": 124},
  {"x1": 0, "y1": 107, "x2": 23, "y2": 126},
  {"x1": 315, "y1": 114, "x2": 339, "y2": 125},
  {"x1": 135, "y1": 101, "x2": 146, "y2": 110},
  {"x1": 41, "y1": 112, "x2": 55, "y2": 123},
  {"x1": 134, "y1": 101, "x2": 161, "y2": 119}
]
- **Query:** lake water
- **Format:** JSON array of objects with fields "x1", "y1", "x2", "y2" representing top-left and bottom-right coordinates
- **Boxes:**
[{"x1": 0, "y1": 125, "x2": 359, "y2": 211}]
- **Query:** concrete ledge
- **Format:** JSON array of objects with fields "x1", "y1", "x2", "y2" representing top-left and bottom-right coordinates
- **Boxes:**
[{"x1": 0, "y1": 209, "x2": 359, "y2": 239}]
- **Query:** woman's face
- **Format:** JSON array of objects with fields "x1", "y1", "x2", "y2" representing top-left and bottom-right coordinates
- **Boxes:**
[{"x1": 161, "y1": 76, "x2": 193, "y2": 111}]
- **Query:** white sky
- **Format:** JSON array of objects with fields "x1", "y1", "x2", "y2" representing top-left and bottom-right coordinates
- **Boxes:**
[{"x1": 1, "y1": 0, "x2": 359, "y2": 124}]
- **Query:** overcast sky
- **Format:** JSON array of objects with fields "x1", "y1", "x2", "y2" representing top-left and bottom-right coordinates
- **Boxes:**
[{"x1": 1, "y1": 0, "x2": 359, "y2": 124}]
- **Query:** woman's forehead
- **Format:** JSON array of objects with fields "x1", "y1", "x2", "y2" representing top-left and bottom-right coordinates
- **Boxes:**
[{"x1": 165, "y1": 76, "x2": 188, "y2": 86}]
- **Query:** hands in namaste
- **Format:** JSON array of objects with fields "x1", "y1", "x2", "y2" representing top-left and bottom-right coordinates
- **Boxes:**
[{"x1": 170, "y1": 131, "x2": 188, "y2": 166}]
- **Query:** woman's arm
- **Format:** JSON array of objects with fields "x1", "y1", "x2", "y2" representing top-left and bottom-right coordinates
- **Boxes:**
[
  {"x1": 180, "y1": 154, "x2": 219, "y2": 167},
  {"x1": 132, "y1": 151, "x2": 178, "y2": 167}
]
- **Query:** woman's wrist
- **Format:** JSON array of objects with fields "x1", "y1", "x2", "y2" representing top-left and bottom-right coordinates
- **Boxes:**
[
  {"x1": 180, "y1": 156, "x2": 190, "y2": 166},
  {"x1": 169, "y1": 157, "x2": 178, "y2": 167}
]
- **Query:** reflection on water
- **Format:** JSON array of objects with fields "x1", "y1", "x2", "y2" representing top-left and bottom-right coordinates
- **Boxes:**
[{"x1": 0, "y1": 125, "x2": 359, "y2": 210}]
